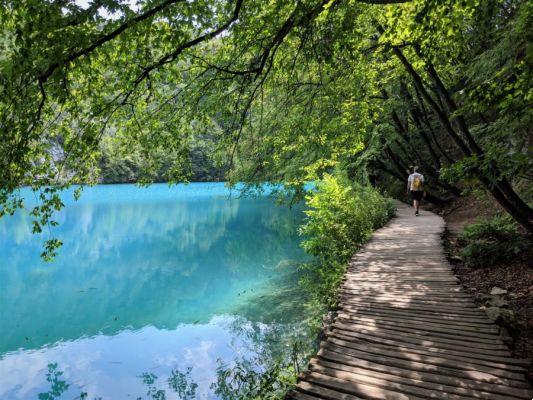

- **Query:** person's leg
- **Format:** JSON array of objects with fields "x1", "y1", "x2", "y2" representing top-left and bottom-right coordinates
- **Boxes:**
[{"x1": 414, "y1": 199, "x2": 419, "y2": 213}]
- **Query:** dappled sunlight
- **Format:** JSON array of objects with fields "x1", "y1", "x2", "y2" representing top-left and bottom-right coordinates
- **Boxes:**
[{"x1": 290, "y1": 201, "x2": 532, "y2": 399}]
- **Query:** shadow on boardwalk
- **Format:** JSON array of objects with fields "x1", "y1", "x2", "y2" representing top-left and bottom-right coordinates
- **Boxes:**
[{"x1": 288, "y1": 201, "x2": 532, "y2": 400}]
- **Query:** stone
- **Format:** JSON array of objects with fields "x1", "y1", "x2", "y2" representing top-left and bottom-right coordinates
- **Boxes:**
[
  {"x1": 490, "y1": 286, "x2": 507, "y2": 295},
  {"x1": 485, "y1": 306, "x2": 501, "y2": 322},
  {"x1": 488, "y1": 295, "x2": 508, "y2": 308},
  {"x1": 499, "y1": 309, "x2": 517, "y2": 329},
  {"x1": 473, "y1": 293, "x2": 492, "y2": 304},
  {"x1": 484, "y1": 306, "x2": 516, "y2": 329}
]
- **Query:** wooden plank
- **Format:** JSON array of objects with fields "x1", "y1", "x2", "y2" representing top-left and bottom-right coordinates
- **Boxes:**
[
  {"x1": 338, "y1": 294, "x2": 477, "y2": 308},
  {"x1": 340, "y1": 303, "x2": 490, "y2": 320},
  {"x1": 339, "y1": 305, "x2": 494, "y2": 325},
  {"x1": 303, "y1": 371, "x2": 427, "y2": 400},
  {"x1": 339, "y1": 300, "x2": 487, "y2": 318},
  {"x1": 338, "y1": 293, "x2": 476, "y2": 306},
  {"x1": 315, "y1": 351, "x2": 532, "y2": 398},
  {"x1": 327, "y1": 330, "x2": 529, "y2": 369},
  {"x1": 334, "y1": 315, "x2": 501, "y2": 343},
  {"x1": 323, "y1": 339, "x2": 524, "y2": 382},
  {"x1": 286, "y1": 390, "x2": 325, "y2": 400},
  {"x1": 335, "y1": 314, "x2": 501, "y2": 341},
  {"x1": 319, "y1": 345, "x2": 527, "y2": 388},
  {"x1": 340, "y1": 288, "x2": 474, "y2": 299},
  {"x1": 307, "y1": 365, "x2": 472, "y2": 400},
  {"x1": 340, "y1": 283, "x2": 467, "y2": 292},
  {"x1": 310, "y1": 360, "x2": 527, "y2": 400},
  {"x1": 331, "y1": 323, "x2": 511, "y2": 356},
  {"x1": 294, "y1": 381, "x2": 365, "y2": 400},
  {"x1": 290, "y1": 202, "x2": 532, "y2": 399}
]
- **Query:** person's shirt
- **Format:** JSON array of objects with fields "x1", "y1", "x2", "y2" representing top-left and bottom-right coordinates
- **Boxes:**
[{"x1": 408, "y1": 172, "x2": 425, "y2": 191}]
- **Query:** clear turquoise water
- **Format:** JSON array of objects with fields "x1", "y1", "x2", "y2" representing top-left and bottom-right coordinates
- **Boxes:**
[{"x1": 0, "y1": 183, "x2": 310, "y2": 399}]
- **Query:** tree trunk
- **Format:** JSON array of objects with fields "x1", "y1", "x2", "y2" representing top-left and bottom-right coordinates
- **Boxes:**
[{"x1": 389, "y1": 42, "x2": 533, "y2": 232}]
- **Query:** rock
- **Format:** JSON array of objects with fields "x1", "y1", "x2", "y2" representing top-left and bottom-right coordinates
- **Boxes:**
[
  {"x1": 499, "y1": 309, "x2": 517, "y2": 329},
  {"x1": 484, "y1": 306, "x2": 517, "y2": 329},
  {"x1": 473, "y1": 293, "x2": 492, "y2": 304},
  {"x1": 490, "y1": 286, "x2": 507, "y2": 295},
  {"x1": 488, "y1": 295, "x2": 508, "y2": 308},
  {"x1": 485, "y1": 306, "x2": 501, "y2": 322}
]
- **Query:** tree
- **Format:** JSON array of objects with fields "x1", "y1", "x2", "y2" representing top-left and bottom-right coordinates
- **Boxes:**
[{"x1": 1, "y1": 0, "x2": 531, "y2": 258}]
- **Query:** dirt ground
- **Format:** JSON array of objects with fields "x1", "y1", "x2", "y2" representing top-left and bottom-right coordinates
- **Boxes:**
[{"x1": 425, "y1": 194, "x2": 533, "y2": 383}]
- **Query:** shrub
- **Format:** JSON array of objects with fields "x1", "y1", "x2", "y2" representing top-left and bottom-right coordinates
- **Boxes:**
[
  {"x1": 458, "y1": 215, "x2": 526, "y2": 268},
  {"x1": 299, "y1": 173, "x2": 395, "y2": 307}
]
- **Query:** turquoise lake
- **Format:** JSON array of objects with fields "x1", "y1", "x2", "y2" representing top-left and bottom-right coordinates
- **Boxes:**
[{"x1": 0, "y1": 183, "x2": 311, "y2": 399}]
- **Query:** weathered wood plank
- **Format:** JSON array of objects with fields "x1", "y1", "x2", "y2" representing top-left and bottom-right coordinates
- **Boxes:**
[
  {"x1": 318, "y1": 346, "x2": 528, "y2": 389},
  {"x1": 326, "y1": 330, "x2": 529, "y2": 369},
  {"x1": 339, "y1": 304, "x2": 494, "y2": 325},
  {"x1": 286, "y1": 390, "x2": 325, "y2": 400},
  {"x1": 310, "y1": 360, "x2": 525, "y2": 400},
  {"x1": 335, "y1": 314, "x2": 501, "y2": 341},
  {"x1": 294, "y1": 381, "x2": 366, "y2": 400},
  {"x1": 340, "y1": 303, "x2": 491, "y2": 321},
  {"x1": 323, "y1": 340, "x2": 525, "y2": 382},
  {"x1": 290, "y1": 202, "x2": 532, "y2": 399},
  {"x1": 331, "y1": 323, "x2": 511, "y2": 355},
  {"x1": 303, "y1": 371, "x2": 427, "y2": 400},
  {"x1": 315, "y1": 351, "x2": 531, "y2": 397}
]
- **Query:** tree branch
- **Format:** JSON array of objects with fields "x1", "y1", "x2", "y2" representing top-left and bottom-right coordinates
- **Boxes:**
[{"x1": 39, "y1": 0, "x2": 187, "y2": 82}]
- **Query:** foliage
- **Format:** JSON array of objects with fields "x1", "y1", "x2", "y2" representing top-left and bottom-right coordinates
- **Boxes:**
[
  {"x1": 210, "y1": 341, "x2": 303, "y2": 400},
  {"x1": 2, "y1": 0, "x2": 532, "y2": 258},
  {"x1": 168, "y1": 368, "x2": 198, "y2": 400},
  {"x1": 38, "y1": 363, "x2": 199, "y2": 400},
  {"x1": 458, "y1": 215, "x2": 526, "y2": 268},
  {"x1": 299, "y1": 173, "x2": 395, "y2": 307},
  {"x1": 37, "y1": 363, "x2": 70, "y2": 400},
  {"x1": 98, "y1": 134, "x2": 224, "y2": 184}
]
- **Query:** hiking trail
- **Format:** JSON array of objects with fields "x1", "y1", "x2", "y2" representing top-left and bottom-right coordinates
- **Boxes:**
[{"x1": 288, "y1": 200, "x2": 532, "y2": 400}]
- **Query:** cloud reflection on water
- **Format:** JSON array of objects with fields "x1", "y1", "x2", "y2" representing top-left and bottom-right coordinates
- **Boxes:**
[{"x1": 0, "y1": 183, "x2": 309, "y2": 399}]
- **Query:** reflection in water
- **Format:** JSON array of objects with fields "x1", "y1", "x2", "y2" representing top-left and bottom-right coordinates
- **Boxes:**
[
  {"x1": 37, "y1": 364, "x2": 70, "y2": 400},
  {"x1": 0, "y1": 183, "x2": 312, "y2": 399},
  {"x1": 36, "y1": 363, "x2": 198, "y2": 400}
]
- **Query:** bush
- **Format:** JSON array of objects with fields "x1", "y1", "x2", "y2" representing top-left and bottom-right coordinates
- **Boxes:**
[
  {"x1": 458, "y1": 215, "x2": 526, "y2": 268},
  {"x1": 299, "y1": 173, "x2": 395, "y2": 307}
]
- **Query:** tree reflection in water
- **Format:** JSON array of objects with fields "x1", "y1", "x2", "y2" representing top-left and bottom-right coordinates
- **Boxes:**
[
  {"x1": 2, "y1": 184, "x2": 313, "y2": 399},
  {"x1": 37, "y1": 363, "x2": 199, "y2": 400},
  {"x1": 34, "y1": 275, "x2": 316, "y2": 400}
]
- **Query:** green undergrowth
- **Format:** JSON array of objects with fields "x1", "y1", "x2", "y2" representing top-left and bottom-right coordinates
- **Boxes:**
[
  {"x1": 458, "y1": 214, "x2": 527, "y2": 268},
  {"x1": 299, "y1": 173, "x2": 396, "y2": 312}
]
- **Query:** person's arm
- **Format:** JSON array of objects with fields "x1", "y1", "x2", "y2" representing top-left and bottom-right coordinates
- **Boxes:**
[{"x1": 407, "y1": 176, "x2": 411, "y2": 194}]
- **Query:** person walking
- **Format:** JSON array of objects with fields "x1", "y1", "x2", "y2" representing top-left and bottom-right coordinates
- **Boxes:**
[{"x1": 407, "y1": 166, "x2": 424, "y2": 216}]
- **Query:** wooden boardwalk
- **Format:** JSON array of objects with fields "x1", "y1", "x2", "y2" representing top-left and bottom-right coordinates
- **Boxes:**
[{"x1": 288, "y1": 201, "x2": 532, "y2": 400}]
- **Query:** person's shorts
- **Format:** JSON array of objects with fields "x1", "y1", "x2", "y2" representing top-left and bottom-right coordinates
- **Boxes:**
[{"x1": 410, "y1": 190, "x2": 423, "y2": 201}]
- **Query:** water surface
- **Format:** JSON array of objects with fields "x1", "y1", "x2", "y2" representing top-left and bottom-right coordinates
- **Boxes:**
[{"x1": 0, "y1": 183, "x2": 310, "y2": 399}]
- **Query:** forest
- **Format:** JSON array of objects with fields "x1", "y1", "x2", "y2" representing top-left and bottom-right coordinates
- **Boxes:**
[
  {"x1": 1, "y1": 0, "x2": 531, "y2": 234},
  {"x1": 0, "y1": 0, "x2": 532, "y2": 397}
]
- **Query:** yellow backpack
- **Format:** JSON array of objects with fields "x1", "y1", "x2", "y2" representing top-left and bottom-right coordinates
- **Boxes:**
[{"x1": 412, "y1": 175, "x2": 422, "y2": 191}]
